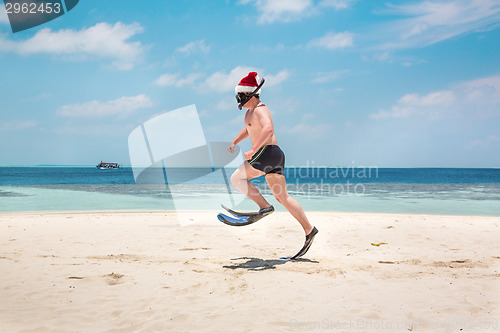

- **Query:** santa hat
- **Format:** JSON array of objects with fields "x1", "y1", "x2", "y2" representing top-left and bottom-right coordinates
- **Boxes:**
[{"x1": 235, "y1": 72, "x2": 262, "y2": 94}]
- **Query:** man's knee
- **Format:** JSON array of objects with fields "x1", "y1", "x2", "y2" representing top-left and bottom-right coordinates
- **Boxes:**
[
  {"x1": 271, "y1": 186, "x2": 289, "y2": 204},
  {"x1": 230, "y1": 170, "x2": 245, "y2": 186},
  {"x1": 275, "y1": 194, "x2": 290, "y2": 206},
  {"x1": 230, "y1": 172, "x2": 238, "y2": 186}
]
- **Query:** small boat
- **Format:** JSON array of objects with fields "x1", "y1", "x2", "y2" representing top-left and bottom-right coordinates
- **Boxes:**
[{"x1": 96, "y1": 161, "x2": 120, "y2": 169}]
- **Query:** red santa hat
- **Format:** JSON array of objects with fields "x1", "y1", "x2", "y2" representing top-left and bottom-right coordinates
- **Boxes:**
[{"x1": 235, "y1": 72, "x2": 262, "y2": 94}]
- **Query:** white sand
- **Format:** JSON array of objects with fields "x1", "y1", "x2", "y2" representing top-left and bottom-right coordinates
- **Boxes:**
[{"x1": 0, "y1": 211, "x2": 499, "y2": 332}]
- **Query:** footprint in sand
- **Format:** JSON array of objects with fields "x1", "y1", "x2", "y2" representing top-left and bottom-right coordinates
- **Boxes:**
[
  {"x1": 104, "y1": 272, "x2": 124, "y2": 285},
  {"x1": 179, "y1": 247, "x2": 210, "y2": 251}
]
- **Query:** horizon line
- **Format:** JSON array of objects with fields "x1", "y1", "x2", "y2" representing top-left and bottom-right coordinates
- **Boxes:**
[{"x1": 0, "y1": 165, "x2": 499, "y2": 169}]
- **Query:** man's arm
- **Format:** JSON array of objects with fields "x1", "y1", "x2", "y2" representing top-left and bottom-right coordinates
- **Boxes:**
[
  {"x1": 228, "y1": 127, "x2": 249, "y2": 153},
  {"x1": 233, "y1": 127, "x2": 249, "y2": 145}
]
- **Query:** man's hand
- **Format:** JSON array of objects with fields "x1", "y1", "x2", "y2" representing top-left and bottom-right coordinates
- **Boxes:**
[
  {"x1": 227, "y1": 143, "x2": 236, "y2": 154},
  {"x1": 244, "y1": 149, "x2": 256, "y2": 160}
]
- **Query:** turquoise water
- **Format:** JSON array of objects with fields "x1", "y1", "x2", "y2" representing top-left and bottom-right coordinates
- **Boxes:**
[
  {"x1": 1, "y1": 183, "x2": 499, "y2": 216},
  {"x1": 0, "y1": 167, "x2": 499, "y2": 216}
]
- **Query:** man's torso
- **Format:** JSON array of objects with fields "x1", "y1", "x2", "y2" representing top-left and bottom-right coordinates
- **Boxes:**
[{"x1": 244, "y1": 103, "x2": 278, "y2": 147}]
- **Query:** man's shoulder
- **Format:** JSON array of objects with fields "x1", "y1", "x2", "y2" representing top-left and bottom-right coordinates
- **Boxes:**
[{"x1": 254, "y1": 103, "x2": 270, "y2": 113}]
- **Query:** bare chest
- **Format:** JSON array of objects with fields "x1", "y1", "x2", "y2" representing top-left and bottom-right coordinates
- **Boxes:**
[{"x1": 245, "y1": 112, "x2": 260, "y2": 129}]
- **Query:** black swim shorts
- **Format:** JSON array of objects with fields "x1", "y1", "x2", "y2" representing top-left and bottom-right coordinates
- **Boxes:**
[{"x1": 247, "y1": 145, "x2": 285, "y2": 175}]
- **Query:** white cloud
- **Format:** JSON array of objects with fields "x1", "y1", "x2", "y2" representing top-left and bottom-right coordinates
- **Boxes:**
[
  {"x1": 319, "y1": 0, "x2": 356, "y2": 10},
  {"x1": 372, "y1": 90, "x2": 456, "y2": 119},
  {"x1": 308, "y1": 31, "x2": 354, "y2": 49},
  {"x1": 57, "y1": 94, "x2": 153, "y2": 118},
  {"x1": 462, "y1": 76, "x2": 500, "y2": 103},
  {"x1": 460, "y1": 75, "x2": 500, "y2": 117},
  {"x1": 177, "y1": 73, "x2": 203, "y2": 87},
  {"x1": 176, "y1": 39, "x2": 210, "y2": 54},
  {"x1": 375, "y1": 0, "x2": 500, "y2": 49},
  {"x1": 312, "y1": 69, "x2": 350, "y2": 83},
  {"x1": 265, "y1": 70, "x2": 291, "y2": 86},
  {"x1": 154, "y1": 73, "x2": 178, "y2": 87},
  {"x1": 372, "y1": 75, "x2": 500, "y2": 119},
  {"x1": 0, "y1": 22, "x2": 145, "y2": 70},
  {"x1": 250, "y1": 42, "x2": 286, "y2": 53},
  {"x1": 280, "y1": 112, "x2": 331, "y2": 140},
  {"x1": 280, "y1": 122, "x2": 330, "y2": 139},
  {"x1": 154, "y1": 73, "x2": 203, "y2": 88},
  {"x1": 0, "y1": 120, "x2": 37, "y2": 132},
  {"x1": 239, "y1": 0, "x2": 355, "y2": 24},
  {"x1": 361, "y1": 51, "x2": 428, "y2": 67},
  {"x1": 247, "y1": 0, "x2": 313, "y2": 24}
]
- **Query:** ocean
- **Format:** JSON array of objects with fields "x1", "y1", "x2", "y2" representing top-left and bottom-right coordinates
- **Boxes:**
[{"x1": 1, "y1": 166, "x2": 499, "y2": 216}]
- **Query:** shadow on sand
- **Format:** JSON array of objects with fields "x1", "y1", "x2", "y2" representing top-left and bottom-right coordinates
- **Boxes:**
[{"x1": 223, "y1": 257, "x2": 319, "y2": 271}]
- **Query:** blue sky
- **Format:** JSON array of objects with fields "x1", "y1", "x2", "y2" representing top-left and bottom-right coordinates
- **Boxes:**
[{"x1": 0, "y1": 0, "x2": 499, "y2": 167}]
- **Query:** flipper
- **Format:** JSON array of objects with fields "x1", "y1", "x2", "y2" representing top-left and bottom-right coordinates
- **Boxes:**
[
  {"x1": 280, "y1": 226, "x2": 319, "y2": 260},
  {"x1": 217, "y1": 213, "x2": 253, "y2": 226},
  {"x1": 217, "y1": 204, "x2": 274, "y2": 227},
  {"x1": 221, "y1": 204, "x2": 274, "y2": 218},
  {"x1": 217, "y1": 206, "x2": 274, "y2": 226}
]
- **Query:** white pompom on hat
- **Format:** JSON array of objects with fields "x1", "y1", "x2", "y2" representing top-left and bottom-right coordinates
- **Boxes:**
[{"x1": 235, "y1": 72, "x2": 262, "y2": 94}]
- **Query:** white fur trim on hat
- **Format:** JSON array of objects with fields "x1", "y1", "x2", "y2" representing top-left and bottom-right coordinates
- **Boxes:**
[{"x1": 235, "y1": 85, "x2": 261, "y2": 94}]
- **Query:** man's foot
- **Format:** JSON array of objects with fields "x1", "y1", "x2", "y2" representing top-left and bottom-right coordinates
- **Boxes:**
[
  {"x1": 246, "y1": 205, "x2": 274, "y2": 223},
  {"x1": 290, "y1": 226, "x2": 318, "y2": 260},
  {"x1": 221, "y1": 204, "x2": 274, "y2": 218},
  {"x1": 258, "y1": 205, "x2": 274, "y2": 216}
]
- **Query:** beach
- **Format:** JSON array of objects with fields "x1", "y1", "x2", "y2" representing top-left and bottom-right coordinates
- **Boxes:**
[{"x1": 0, "y1": 211, "x2": 498, "y2": 332}]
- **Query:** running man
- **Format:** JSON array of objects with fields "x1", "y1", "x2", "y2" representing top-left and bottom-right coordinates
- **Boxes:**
[{"x1": 227, "y1": 72, "x2": 318, "y2": 259}]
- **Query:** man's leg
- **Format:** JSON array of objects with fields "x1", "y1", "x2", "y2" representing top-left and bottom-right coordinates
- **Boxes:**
[
  {"x1": 230, "y1": 161, "x2": 271, "y2": 209},
  {"x1": 265, "y1": 173, "x2": 314, "y2": 235}
]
